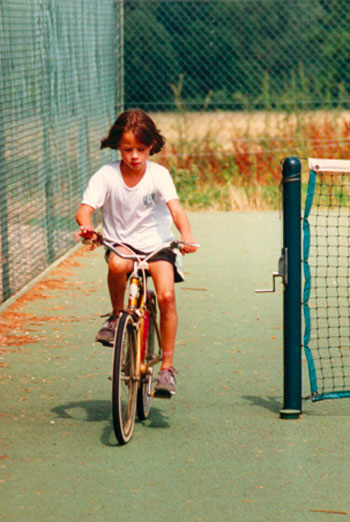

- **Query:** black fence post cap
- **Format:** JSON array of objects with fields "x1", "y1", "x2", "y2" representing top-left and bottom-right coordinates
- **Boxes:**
[{"x1": 282, "y1": 157, "x2": 301, "y2": 179}]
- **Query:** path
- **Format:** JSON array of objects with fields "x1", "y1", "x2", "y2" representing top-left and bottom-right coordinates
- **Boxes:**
[{"x1": 1, "y1": 212, "x2": 350, "y2": 521}]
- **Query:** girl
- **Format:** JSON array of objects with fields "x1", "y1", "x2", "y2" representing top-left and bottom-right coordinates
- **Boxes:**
[{"x1": 76, "y1": 108, "x2": 198, "y2": 395}]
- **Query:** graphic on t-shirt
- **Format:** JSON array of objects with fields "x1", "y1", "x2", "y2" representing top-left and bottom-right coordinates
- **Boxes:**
[{"x1": 143, "y1": 193, "x2": 156, "y2": 208}]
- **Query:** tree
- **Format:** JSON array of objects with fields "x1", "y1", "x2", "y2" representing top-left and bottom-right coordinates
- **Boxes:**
[{"x1": 124, "y1": 1, "x2": 179, "y2": 110}]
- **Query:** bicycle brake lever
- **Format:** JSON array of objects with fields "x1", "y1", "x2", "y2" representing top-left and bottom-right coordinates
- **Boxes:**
[{"x1": 173, "y1": 240, "x2": 200, "y2": 249}]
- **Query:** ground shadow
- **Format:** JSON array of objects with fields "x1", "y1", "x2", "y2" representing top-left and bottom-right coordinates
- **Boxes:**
[
  {"x1": 51, "y1": 400, "x2": 170, "y2": 447},
  {"x1": 242, "y1": 395, "x2": 282, "y2": 413},
  {"x1": 52, "y1": 400, "x2": 111, "y2": 422},
  {"x1": 142, "y1": 406, "x2": 170, "y2": 429},
  {"x1": 51, "y1": 400, "x2": 116, "y2": 446},
  {"x1": 242, "y1": 395, "x2": 350, "y2": 417}
]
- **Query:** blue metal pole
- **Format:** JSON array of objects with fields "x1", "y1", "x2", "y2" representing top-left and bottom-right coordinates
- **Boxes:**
[{"x1": 280, "y1": 157, "x2": 302, "y2": 419}]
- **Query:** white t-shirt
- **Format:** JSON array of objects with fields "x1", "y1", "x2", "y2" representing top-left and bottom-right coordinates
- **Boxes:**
[{"x1": 81, "y1": 161, "x2": 179, "y2": 251}]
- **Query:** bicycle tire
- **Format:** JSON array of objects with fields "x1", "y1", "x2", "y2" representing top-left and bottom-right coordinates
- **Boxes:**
[
  {"x1": 112, "y1": 312, "x2": 138, "y2": 445},
  {"x1": 137, "y1": 295, "x2": 157, "y2": 420}
]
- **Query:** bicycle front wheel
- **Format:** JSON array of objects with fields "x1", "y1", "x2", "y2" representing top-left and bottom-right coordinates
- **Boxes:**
[{"x1": 112, "y1": 312, "x2": 138, "y2": 445}]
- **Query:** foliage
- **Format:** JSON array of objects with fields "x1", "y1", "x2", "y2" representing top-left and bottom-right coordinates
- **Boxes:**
[
  {"x1": 157, "y1": 113, "x2": 350, "y2": 210},
  {"x1": 124, "y1": 0, "x2": 350, "y2": 111}
]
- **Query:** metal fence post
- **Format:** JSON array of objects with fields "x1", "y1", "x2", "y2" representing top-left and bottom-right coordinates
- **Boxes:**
[
  {"x1": 0, "y1": 112, "x2": 11, "y2": 301},
  {"x1": 280, "y1": 157, "x2": 302, "y2": 419},
  {"x1": 116, "y1": 0, "x2": 124, "y2": 114}
]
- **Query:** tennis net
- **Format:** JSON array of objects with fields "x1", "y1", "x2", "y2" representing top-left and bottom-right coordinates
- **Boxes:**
[{"x1": 303, "y1": 158, "x2": 350, "y2": 401}]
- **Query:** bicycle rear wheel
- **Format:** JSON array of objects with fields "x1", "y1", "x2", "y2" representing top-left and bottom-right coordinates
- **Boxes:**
[
  {"x1": 137, "y1": 298, "x2": 157, "y2": 420},
  {"x1": 112, "y1": 312, "x2": 137, "y2": 445}
]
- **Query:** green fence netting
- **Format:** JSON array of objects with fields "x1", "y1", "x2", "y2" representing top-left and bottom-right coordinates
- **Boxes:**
[
  {"x1": 121, "y1": 0, "x2": 350, "y2": 211},
  {"x1": 2, "y1": 0, "x2": 350, "y2": 303},
  {"x1": 0, "y1": 0, "x2": 121, "y2": 303},
  {"x1": 123, "y1": 0, "x2": 350, "y2": 113}
]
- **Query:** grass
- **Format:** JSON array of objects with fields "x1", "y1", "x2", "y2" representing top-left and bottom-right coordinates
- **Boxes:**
[{"x1": 155, "y1": 111, "x2": 350, "y2": 210}]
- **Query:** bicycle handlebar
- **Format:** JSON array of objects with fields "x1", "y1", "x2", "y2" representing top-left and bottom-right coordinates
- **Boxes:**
[
  {"x1": 102, "y1": 239, "x2": 199, "y2": 262},
  {"x1": 81, "y1": 230, "x2": 199, "y2": 262}
]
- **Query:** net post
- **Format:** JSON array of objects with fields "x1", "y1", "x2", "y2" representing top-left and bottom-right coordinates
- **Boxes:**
[{"x1": 280, "y1": 157, "x2": 302, "y2": 419}]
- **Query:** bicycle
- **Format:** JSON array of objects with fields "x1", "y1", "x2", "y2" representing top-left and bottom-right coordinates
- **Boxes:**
[{"x1": 97, "y1": 237, "x2": 196, "y2": 445}]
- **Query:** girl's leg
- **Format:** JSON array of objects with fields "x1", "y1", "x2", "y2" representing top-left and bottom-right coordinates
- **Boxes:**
[
  {"x1": 149, "y1": 261, "x2": 177, "y2": 370},
  {"x1": 96, "y1": 251, "x2": 132, "y2": 345},
  {"x1": 107, "y1": 251, "x2": 133, "y2": 314}
]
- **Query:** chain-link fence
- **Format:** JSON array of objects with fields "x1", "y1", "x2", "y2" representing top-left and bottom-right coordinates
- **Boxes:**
[
  {"x1": 2, "y1": 0, "x2": 350, "y2": 303},
  {"x1": 123, "y1": 0, "x2": 350, "y2": 209},
  {"x1": 124, "y1": 0, "x2": 350, "y2": 113},
  {"x1": 0, "y1": 0, "x2": 122, "y2": 303}
]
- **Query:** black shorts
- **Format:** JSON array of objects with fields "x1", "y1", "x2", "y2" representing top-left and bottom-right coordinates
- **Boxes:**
[{"x1": 104, "y1": 243, "x2": 184, "y2": 283}]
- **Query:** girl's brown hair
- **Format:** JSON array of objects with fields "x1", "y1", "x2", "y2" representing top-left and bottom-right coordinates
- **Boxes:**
[{"x1": 100, "y1": 108, "x2": 165, "y2": 155}]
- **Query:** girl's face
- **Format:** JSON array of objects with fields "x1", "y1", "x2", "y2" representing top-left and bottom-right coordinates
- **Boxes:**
[{"x1": 118, "y1": 131, "x2": 152, "y2": 175}]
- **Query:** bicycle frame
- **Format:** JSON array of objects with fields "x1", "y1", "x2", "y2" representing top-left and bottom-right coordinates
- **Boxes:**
[
  {"x1": 102, "y1": 240, "x2": 173, "y2": 392},
  {"x1": 87, "y1": 233, "x2": 198, "y2": 394},
  {"x1": 81, "y1": 233, "x2": 199, "y2": 444},
  {"x1": 126, "y1": 264, "x2": 162, "y2": 388}
]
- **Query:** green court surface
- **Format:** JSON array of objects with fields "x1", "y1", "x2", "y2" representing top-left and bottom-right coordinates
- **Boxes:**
[{"x1": 1, "y1": 212, "x2": 350, "y2": 521}]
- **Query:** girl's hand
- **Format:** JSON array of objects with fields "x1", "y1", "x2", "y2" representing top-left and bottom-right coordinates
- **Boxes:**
[
  {"x1": 180, "y1": 237, "x2": 199, "y2": 255},
  {"x1": 75, "y1": 226, "x2": 102, "y2": 250}
]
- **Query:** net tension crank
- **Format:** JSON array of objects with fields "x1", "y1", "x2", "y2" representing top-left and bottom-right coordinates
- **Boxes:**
[{"x1": 255, "y1": 248, "x2": 287, "y2": 293}]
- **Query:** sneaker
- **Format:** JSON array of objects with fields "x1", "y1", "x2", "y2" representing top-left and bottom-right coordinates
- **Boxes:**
[
  {"x1": 96, "y1": 314, "x2": 118, "y2": 346},
  {"x1": 154, "y1": 367, "x2": 178, "y2": 397}
]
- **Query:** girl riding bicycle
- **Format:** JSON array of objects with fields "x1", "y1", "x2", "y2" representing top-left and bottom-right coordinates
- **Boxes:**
[{"x1": 75, "y1": 108, "x2": 198, "y2": 395}]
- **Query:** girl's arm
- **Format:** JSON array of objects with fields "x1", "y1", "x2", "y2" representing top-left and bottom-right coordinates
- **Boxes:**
[
  {"x1": 75, "y1": 203, "x2": 100, "y2": 247},
  {"x1": 76, "y1": 203, "x2": 95, "y2": 227},
  {"x1": 167, "y1": 199, "x2": 198, "y2": 254}
]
